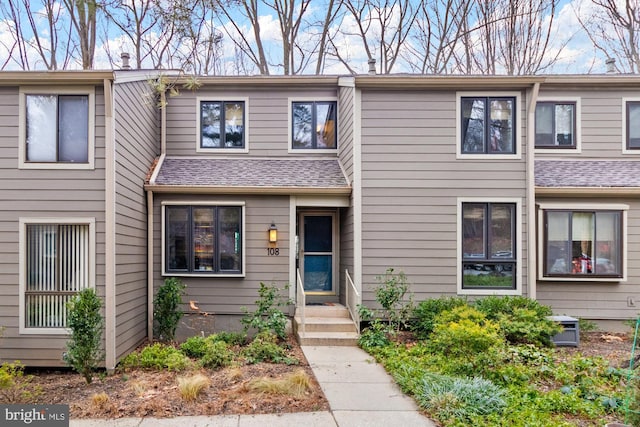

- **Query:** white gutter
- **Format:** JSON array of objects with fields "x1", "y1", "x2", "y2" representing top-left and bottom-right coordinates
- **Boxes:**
[
  {"x1": 527, "y1": 83, "x2": 540, "y2": 301},
  {"x1": 103, "y1": 78, "x2": 116, "y2": 370}
]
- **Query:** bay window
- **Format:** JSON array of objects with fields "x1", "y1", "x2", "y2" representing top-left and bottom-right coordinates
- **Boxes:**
[
  {"x1": 543, "y1": 210, "x2": 623, "y2": 278},
  {"x1": 165, "y1": 205, "x2": 243, "y2": 274}
]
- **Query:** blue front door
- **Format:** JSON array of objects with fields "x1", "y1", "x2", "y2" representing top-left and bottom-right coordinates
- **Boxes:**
[{"x1": 302, "y1": 213, "x2": 335, "y2": 294}]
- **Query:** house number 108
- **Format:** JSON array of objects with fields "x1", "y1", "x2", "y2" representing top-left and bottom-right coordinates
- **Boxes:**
[{"x1": 267, "y1": 247, "x2": 280, "y2": 256}]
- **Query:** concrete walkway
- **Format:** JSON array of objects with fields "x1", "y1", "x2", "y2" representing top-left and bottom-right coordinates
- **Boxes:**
[{"x1": 70, "y1": 346, "x2": 436, "y2": 427}]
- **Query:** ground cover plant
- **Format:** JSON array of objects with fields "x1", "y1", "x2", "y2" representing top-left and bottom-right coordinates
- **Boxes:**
[{"x1": 361, "y1": 289, "x2": 632, "y2": 426}]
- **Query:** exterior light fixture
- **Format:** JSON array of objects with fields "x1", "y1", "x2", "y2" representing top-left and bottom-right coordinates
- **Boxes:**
[{"x1": 268, "y1": 223, "x2": 278, "y2": 243}]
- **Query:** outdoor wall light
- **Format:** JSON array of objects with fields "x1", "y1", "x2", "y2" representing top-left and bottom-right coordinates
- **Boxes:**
[{"x1": 268, "y1": 223, "x2": 278, "y2": 243}]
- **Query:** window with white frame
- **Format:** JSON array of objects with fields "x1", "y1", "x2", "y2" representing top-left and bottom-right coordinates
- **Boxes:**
[
  {"x1": 460, "y1": 96, "x2": 516, "y2": 154},
  {"x1": 626, "y1": 101, "x2": 640, "y2": 150},
  {"x1": 20, "y1": 219, "x2": 95, "y2": 333},
  {"x1": 20, "y1": 88, "x2": 95, "y2": 169},
  {"x1": 165, "y1": 205, "x2": 243, "y2": 274},
  {"x1": 461, "y1": 202, "x2": 517, "y2": 290},
  {"x1": 199, "y1": 100, "x2": 245, "y2": 149},
  {"x1": 542, "y1": 209, "x2": 624, "y2": 279},
  {"x1": 535, "y1": 101, "x2": 576, "y2": 148},
  {"x1": 291, "y1": 101, "x2": 337, "y2": 149}
]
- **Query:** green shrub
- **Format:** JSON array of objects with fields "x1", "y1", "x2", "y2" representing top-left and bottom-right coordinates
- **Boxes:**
[
  {"x1": 215, "y1": 331, "x2": 247, "y2": 346},
  {"x1": 417, "y1": 373, "x2": 507, "y2": 423},
  {"x1": 411, "y1": 296, "x2": 468, "y2": 339},
  {"x1": 428, "y1": 306, "x2": 504, "y2": 357},
  {"x1": 372, "y1": 268, "x2": 414, "y2": 335},
  {"x1": 358, "y1": 320, "x2": 391, "y2": 349},
  {"x1": 180, "y1": 336, "x2": 209, "y2": 358},
  {"x1": 154, "y1": 277, "x2": 186, "y2": 342},
  {"x1": 121, "y1": 343, "x2": 191, "y2": 371},
  {"x1": 242, "y1": 331, "x2": 298, "y2": 365},
  {"x1": 200, "y1": 340, "x2": 234, "y2": 369},
  {"x1": 0, "y1": 362, "x2": 41, "y2": 403},
  {"x1": 63, "y1": 288, "x2": 104, "y2": 384},
  {"x1": 474, "y1": 296, "x2": 561, "y2": 347},
  {"x1": 241, "y1": 282, "x2": 291, "y2": 339}
]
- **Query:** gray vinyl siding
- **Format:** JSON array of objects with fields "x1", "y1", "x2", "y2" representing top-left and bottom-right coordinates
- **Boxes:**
[
  {"x1": 359, "y1": 89, "x2": 528, "y2": 306},
  {"x1": 165, "y1": 87, "x2": 338, "y2": 157},
  {"x1": 113, "y1": 80, "x2": 159, "y2": 361},
  {"x1": 536, "y1": 197, "x2": 640, "y2": 319},
  {"x1": 536, "y1": 87, "x2": 640, "y2": 158},
  {"x1": 153, "y1": 194, "x2": 291, "y2": 326},
  {"x1": 0, "y1": 85, "x2": 106, "y2": 367}
]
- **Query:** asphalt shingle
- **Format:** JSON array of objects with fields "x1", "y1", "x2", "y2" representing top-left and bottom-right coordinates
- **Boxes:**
[
  {"x1": 152, "y1": 157, "x2": 350, "y2": 190},
  {"x1": 535, "y1": 160, "x2": 640, "y2": 188}
]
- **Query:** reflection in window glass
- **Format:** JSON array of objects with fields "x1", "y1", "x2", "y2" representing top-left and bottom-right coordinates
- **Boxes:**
[
  {"x1": 461, "y1": 97, "x2": 515, "y2": 154},
  {"x1": 292, "y1": 101, "x2": 337, "y2": 149},
  {"x1": 193, "y1": 208, "x2": 214, "y2": 271},
  {"x1": 166, "y1": 205, "x2": 242, "y2": 274},
  {"x1": 462, "y1": 202, "x2": 516, "y2": 289},
  {"x1": 167, "y1": 207, "x2": 189, "y2": 271},
  {"x1": 219, "y1": 207, "x2": 241, "y2": 271},
  {"x1": 200, "y1": 101, "x2": 244, "y2": 148}
]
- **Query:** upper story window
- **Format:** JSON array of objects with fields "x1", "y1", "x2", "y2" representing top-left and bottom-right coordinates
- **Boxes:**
[
  {"x1": 19, "y1": 87, "x2": 95, "y2": 170},
  {"x1": 164, "y1": 204, "x2": 243, "y2": 275},
  {"x1": 535, "y1": 101, "x2": 576, "y2": 149},
  {"x1": 541, "y1": 207, "x2": 625, "y2": 280},
  {"x1": 625, "y1": 100, "x2": 640, "y2": 151},
  {"x1": 199, "y1": 100, "x2": 246, "y2": 150},
  {"x1": 460, "y1": 96, "x2": 516, "y2": 155},
  {"x1": 291, "y1": 101, "x2": 337, "y2": 150},
  {"x1": 19, "y1": 218, "x2": 95, "y2": 334}
]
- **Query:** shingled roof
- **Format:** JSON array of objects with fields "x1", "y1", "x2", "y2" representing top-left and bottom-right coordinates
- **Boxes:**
[
  {"x1": 146, "y1": 157, "x2": 350, "y2": 194},
  {"x1": 535, "y1": 160, "x2": 640, "y2": 188}
]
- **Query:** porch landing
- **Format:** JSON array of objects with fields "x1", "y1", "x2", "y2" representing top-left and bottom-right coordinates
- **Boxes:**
[{"x1": 294, "y1": 304, "x2": 359, "y2": 346}]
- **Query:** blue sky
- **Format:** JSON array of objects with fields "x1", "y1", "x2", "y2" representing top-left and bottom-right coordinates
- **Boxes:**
[{"x1": 0, "y1": 0, "x2": 622, "y2": 74}]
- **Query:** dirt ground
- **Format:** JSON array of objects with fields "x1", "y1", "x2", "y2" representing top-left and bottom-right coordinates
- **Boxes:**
[
  {"x1": 19, "y1": 331, "x2": 638, "y2": 420},
  {"x1": 29, "y1": 335, "x2": 330, "y2": 419}
]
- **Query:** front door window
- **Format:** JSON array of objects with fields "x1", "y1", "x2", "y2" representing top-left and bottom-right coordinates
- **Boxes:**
[{"x1": 302, "y1": 214, "x2": 334, "y2": 293}]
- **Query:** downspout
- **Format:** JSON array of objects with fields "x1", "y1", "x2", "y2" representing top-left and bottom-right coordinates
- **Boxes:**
[
  {"x1": 526, "y1": 82, "x2": 540, "y2": 300},
  {"x1": 104, "y1": 77, "x2": 116, "y2": 370},
  {"x1": 147, "y1": 85, "x2": 167, "y2": 341},
  {"x1": 146, "y1": 190, "x2": 154, "y2": 341}
]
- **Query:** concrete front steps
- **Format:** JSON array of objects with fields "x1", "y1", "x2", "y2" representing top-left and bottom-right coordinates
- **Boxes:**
[{"x1": 294, "y1": 304, "x2": 359, "y2": 346}]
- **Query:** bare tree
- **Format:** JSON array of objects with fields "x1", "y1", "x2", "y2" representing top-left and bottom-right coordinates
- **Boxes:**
[
  {"x1": 0, "y1": 0, "x2": 73, "y2": 70},
  {"x1": 458, "y1": 0, "x2": 562, "y2": 75},
  {"x1": 215, "y1": 0, "x2": 340, "y2": 75},
  {"x1": 329, "y1": 0, "x2": 418, "y2": 74},
  {"x1": 401, "y1": 0, "x2": 472, "y2": 74},
  {"x1": 576, "y1": 0, "x2": 640, "y2": 73},
  {"x1": 62, "y1": 0, "x2": 98, "y2": 69},
  {"x1": 216, "y1": 0, "x2": 270, "y2": 74}
]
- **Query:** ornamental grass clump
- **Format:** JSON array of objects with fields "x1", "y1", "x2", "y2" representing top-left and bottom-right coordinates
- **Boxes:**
[{"x1": 418, "y1": 373, "x2": 507, "y2": 423}]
